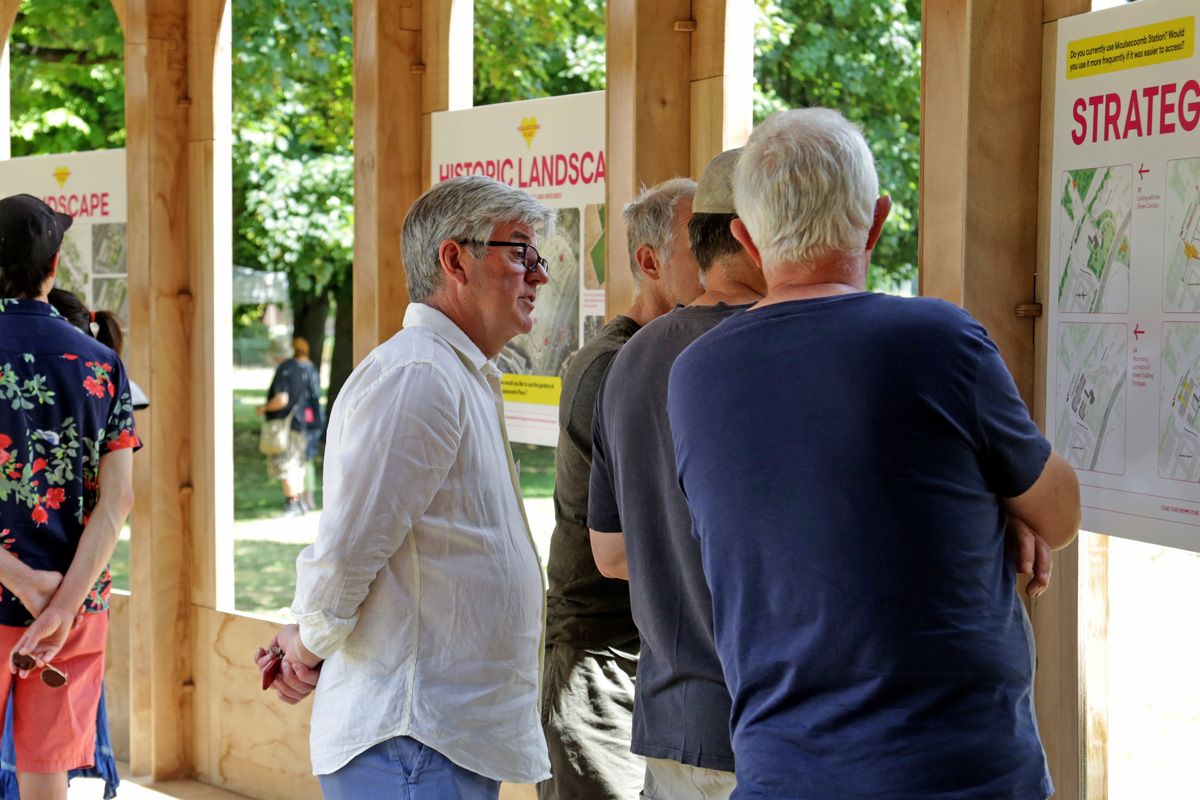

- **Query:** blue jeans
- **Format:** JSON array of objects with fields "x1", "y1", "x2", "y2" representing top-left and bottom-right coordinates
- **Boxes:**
[{"x1": 319, "y1": 736, "x2": 501, "y2": 800}]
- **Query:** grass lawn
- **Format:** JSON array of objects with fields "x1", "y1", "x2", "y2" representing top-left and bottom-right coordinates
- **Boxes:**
[
  {"x1": 233, "y1": 388, "x2": 324, "y2": 520},
  {"x1": 513, "y1": 442, "x2": 556, "y2": 499}
]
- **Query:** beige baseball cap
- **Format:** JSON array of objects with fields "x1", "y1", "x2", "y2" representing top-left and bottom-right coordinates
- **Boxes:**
[{"x1": 692, "y1": 148, "x2": 742, "y2": 214}]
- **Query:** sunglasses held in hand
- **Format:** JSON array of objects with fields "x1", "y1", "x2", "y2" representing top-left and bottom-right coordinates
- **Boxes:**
[{"x1": 11, "y1": 652, "x2": 68, "y2": 688}]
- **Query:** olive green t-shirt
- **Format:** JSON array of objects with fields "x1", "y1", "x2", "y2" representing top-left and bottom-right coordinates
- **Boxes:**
[{"x1": 544, "y1": 314, "x2": 642, "y2": 650}]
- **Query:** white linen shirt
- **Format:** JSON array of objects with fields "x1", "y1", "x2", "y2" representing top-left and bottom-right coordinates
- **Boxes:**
[{"x1": 291, "y1": 302, "x2": 549, "y2": 783}]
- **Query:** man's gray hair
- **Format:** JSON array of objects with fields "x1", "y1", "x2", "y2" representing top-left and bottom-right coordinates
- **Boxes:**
[
  {"x1": 401, "y1": 175, "x2": 558, "y2": 303},
  {"x1": 733, "y1": 108, "x2": 878, "y2": 269},
  {"x1": 622, "y1": 177, "x2": 697, "y2": 282}
]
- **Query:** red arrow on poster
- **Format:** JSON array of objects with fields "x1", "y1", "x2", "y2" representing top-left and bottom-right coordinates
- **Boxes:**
[
  {"x1": 1138, "y1": 164, "x2": 1149, "y2": 179},
  {"x1": 1134, "y1": 324, "x2": 1145, "y2": 340}
]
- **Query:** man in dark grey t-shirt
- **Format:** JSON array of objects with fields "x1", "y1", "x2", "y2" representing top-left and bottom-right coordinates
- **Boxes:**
[
  {"x1": 539, "y1": 178, "x2": 702, "y2": 800},
  {"x1": 588, "y1": 149, "x2": 765, "y2": 800}
]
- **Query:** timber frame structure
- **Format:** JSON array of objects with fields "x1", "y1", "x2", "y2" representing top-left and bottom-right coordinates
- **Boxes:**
[{"x1": 0, "y1": 0, "x2": 1110, "y2": 797}]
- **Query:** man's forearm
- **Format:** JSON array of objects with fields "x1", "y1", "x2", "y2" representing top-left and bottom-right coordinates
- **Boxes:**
[
  {"x1": 0, "y1": 548, "x2": 41, "y2": 599},
  {"x1": 46, "y1": 487, "x2": 132, "y2": 618}
]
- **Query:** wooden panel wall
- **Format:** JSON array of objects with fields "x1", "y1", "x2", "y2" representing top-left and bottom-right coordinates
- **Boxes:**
[
  {"x1": 192, "y1": 610, "x2": 321, "y2": 800},
  {"x1": 923, "y1": 1, "x2": 1105, "y2": 798},
  {"x1": 352, "y1": 0, "x2": 471, "y2": 365},
  {"x1": 604, "y1": 0, "x2": 751, "y2": 318}
]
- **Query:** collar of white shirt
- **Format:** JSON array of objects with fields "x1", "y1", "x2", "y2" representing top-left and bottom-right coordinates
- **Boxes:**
[{"x1": 402, "y1": 302, "x2": 499, "y2": 378}]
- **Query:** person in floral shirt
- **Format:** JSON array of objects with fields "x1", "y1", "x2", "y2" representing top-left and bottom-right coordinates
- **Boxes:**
[{"x1": 0, "y1": 194, "x2": 138, "y2": 800}]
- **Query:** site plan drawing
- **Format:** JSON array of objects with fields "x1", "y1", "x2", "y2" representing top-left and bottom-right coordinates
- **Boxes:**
[
  {"x1": 1160, "y1": 323, "x2": 1200, "y2": 481},
  {"x1": 1058, "y1": 165, "x2": 1132, "y2": 313},
  {"x1": 1056, "y1": 323, "x2": 1127, "y2": 474},
  {"x1": 1163, "y1": 158, "x2": 1200, "y2": 312}
]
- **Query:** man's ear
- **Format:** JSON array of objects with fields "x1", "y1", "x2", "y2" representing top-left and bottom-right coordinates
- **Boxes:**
[
  {"x1": 634, "y1": 243, "x2": 661, "y2": 282},
  {"x1": 865, "y1": 196, "x2": 891, "y2": 252},
  {"x1": 49, "y1": 252, "x2": 59, "y2": 280},
  {"x1": 438, "y1": 239, "x2": 470, "y2": 287},
  {"x1": 730, "y1": 218, "x2": 763, "y2": 270}
]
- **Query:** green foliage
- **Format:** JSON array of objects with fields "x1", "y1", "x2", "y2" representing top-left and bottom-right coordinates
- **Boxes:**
[
  {"x1": 474, "y1": 0, "x2": 607, "y2": 105},
  {"x1": 8, "y1": 0, "x2": 125, "y2": 155},
  {"x1": 232, "y1": 0, "x2": 355, "y2": 296},
  {"x1": 754, "y1": 0, "x2": 921, "y2": 292}
]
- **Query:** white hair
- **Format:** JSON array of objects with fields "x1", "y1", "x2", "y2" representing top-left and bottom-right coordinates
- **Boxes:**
[
  {"x1": 622, "y1": 177, "x2": 696, "y2": 282},
  {"x1": 401, "y1": 175, "x2": 558, "y2": 303},
  {"x1": 733, "y1": 108, "x2": 878, "y2": 269}
]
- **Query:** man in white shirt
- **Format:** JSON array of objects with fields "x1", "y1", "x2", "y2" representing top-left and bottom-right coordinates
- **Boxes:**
[{"x1": 256, "y1": 175, "x2": 558, "y2": 799}]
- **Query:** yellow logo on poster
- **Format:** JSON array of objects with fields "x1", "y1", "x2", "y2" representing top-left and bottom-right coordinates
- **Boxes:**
[
  {"x1": 52, "y1": 166, "x2": 71, "y2": 188},
  {"x1": 518, "y1": 117, "x2": 540, "y2": 149},
  {"x1": 1067, "y1": 17, "x2": 1194, "y2": 79},
  {"x1": 502, "y1": 374, "x2": 561, "y2": 405}
]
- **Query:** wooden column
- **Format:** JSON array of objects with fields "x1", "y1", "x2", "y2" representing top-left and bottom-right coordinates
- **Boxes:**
[
  {"x1": 185, "y1": 0, "x2": 233, "y2": 614},
  {"x1": 604, "y1": 0, "x2": 751, "y2": 317},
  {"x1": 352, "y1": 0, "x2": 471, "y2": 365},
  {"x1": 125, "y1": 0, "x2": 229, "y2": 780},
  {"x1": 689, "y1": 0, "x2": 753, "y2": 179},
  {"x1": 921, "y1": 1, "x2": 1104, "y2": 798},
  {"x1": 1, "y1": 0, "x2": 18, "y2": 160}
]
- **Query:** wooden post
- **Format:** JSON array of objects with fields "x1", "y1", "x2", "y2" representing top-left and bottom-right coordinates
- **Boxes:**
[
  {"x1": 185, "y1": 0, "x2": 233, "y2": 614},
  {"x1": 1, "y1": 0, "x2": 19, "y2": 160},
  {"x1": 352, "y1": 0, "x2": 472, "y2": 365},
  {"x1": 124, "y1": 0, "x2": 230, "y2": 779},
  {"x1": 922, "y1": 1, "x2": 1104, "y2": 797},
  {"x1": 604, "y1": 0, "x2": 751, "y2": 318},
  {"x1": 688, "y1": 0, "x2": 753, "y2": 179}
]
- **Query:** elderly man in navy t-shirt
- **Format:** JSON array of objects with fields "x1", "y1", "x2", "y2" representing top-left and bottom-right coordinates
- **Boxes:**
[{"x1": 667, "y1": 108, "x2": 1081, "y2": 800}]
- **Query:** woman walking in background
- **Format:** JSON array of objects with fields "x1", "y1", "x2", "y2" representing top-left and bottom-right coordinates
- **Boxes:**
[{"x1": 257, "y1": 336, "x2": 323, "y2": 517}]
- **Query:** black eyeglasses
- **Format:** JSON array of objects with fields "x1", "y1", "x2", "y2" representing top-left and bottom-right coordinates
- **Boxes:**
[{"x1": 459, "y1": 240, "x2": 548, "y2": 273}]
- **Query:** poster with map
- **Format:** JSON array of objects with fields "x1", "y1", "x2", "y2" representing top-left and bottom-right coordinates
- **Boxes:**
[
  {"x1": 431, "y1": 93, "x2": 606, "y2": 446},
  {"x1": 1046, "y1": 0, "x2": 1200, "y2": 551},
  {"x1": 0, "y1": 150, "x2": 128, "y2": 323}
]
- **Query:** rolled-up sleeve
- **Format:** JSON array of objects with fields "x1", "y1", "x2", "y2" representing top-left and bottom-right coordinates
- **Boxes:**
[{"x1": 292, "y1": 360, "x2": 462, "y2": 658}]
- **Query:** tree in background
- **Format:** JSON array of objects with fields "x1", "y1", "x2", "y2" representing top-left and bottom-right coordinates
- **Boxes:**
[
  {"x1": 7, "y1": 0, "x2": 921, "y2": 381},
  {"x1": 232, "y1": 0, "x2": 355, "y2": 410},
  {"x1": 755, "y1": 0, "x2": 921, "y2": 292},
  {"x1": 7, "y1": 0, "x2": 125, "y2": 156}
]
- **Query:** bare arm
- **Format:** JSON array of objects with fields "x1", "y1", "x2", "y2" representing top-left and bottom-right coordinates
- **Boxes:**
[
  {"x1": 0, "y1": 549, "x2": 62, "y2": 618},
  {"x1": 256, "y1": 391, "x2": 289, "y2": 416},
  {"x1": 1002, "y1": 449, "x2": 1081, "y2": 551},
  {"x1": 12, "y1": 447, "x2": 134, "y2": 667},
  {"x1": 589, "y1": 529, "x2": 628, "y2": 580}
]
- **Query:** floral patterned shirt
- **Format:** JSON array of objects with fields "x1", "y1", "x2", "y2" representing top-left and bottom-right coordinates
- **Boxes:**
[{"x1": 0, "y1": 298, "x2": 141, "y2": 627}]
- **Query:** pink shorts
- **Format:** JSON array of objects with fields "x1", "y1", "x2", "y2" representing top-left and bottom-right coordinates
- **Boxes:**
[{"x1": 0, "y1": 612, "x2": 107, "y2": 773}]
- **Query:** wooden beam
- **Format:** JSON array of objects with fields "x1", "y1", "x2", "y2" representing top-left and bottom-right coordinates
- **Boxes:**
[
  {"x1": 1044, "y1": 0, "x2": 1092, "y2": 23},
  {"x1": 688, "y1": 0, "x2": 753, "y2": 179},
  {"x1": 352, "y1": 1, "x2": 420, "y2": 363},
  {"x1": 125, "y1": 0, "x2": 195, "y2": 780},
  {"x1": 917, "y1": 0, "x2": 968, "y2": 307},
  {"x1": 605, "y1": 0, "x2": 693, "y2": 317},
  {"x1": 1, "y1": 0, "x2": 18, "y2": 161},
  {"x1": 353, "y1": 0, "x2": 471, "y2": 364},
  {"x1": 186, "y1": 0, "x2": 233, "y2": 614},
  {"x1": 110, "y1": 0, "x2": 129, "y2": 32}
]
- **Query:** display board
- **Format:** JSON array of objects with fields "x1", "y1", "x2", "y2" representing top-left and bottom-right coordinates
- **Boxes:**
[
  {"x1": 0, "y1": 149, "x2": 128, "y2": 321},
  {"x1": 1047, "y1": 0, "x2": 1199, "y2": 550},
  {"x1": 431, "y1": 92, "x2": 607, "y2": 446}
]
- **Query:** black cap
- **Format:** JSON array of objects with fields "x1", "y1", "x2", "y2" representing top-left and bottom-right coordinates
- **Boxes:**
[{"x1": 0, "y1": 194, "x2": 74, "y2": 271}]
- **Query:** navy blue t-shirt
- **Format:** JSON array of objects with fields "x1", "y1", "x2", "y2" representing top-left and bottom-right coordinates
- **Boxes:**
[
  {"x1": 590, "y1": 304, "x2": 752, "y2": 772},
  {"x1": 668, "y1": 293, "x2": 1053, "y2": 800}
]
